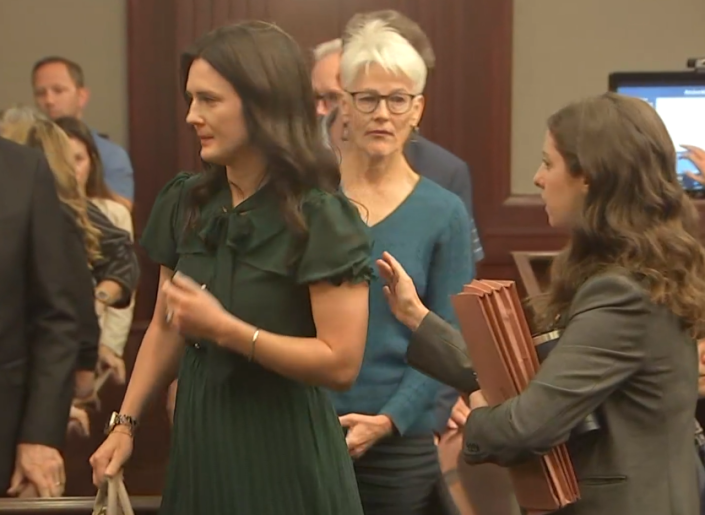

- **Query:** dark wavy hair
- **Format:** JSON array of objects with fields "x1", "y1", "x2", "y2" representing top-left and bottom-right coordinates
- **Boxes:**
[
  {"x1": 533, "y1": 93, "x2": 705, "y2": 337},
  {"x1": 181, "y1": 21, "x2": 340, "y2": 234},
  {"x1": 54, "y1": 116, "x2": 114, "y2": 200}
]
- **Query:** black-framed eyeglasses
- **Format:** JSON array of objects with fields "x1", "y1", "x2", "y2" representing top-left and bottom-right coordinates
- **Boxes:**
[
  {"x1": 314, "y1": 91, "x2": 342, "y2": 110},
  {"x1": 347, "y1": 91, "x2": 418, "y2": 115}
]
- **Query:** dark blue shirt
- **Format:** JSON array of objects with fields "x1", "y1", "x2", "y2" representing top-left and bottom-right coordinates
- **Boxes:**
[{"x1": 92, "y1": 130, "x2": 134, "y2": 201}]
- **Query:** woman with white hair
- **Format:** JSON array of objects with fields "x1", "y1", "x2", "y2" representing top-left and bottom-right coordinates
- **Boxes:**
[{"x1": 328, "y1": 19, "x2": 474, "y2": 515}]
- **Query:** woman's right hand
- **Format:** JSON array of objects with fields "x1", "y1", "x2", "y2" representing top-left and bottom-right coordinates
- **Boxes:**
[
  {"x1": 683, "y1": 145, "x2": 705, "y2": 183},
  {"x1": 89, "y1": 430, "x2": 133, "y2": 487},
  {"x1": 376, "y1": 251, "x2": 429, "y2": 330}
]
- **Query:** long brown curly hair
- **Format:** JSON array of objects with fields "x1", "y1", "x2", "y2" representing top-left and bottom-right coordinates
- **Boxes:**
[{"x1": 533, "y1": 93, "x2": 705, "y2": 338}]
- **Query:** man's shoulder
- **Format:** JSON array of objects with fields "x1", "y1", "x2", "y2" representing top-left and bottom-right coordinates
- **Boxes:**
[
  {"x1": 0, "y1": 136, "x2": 41, "y2": 166},
  {"x1": 415, "y1": 177, "x2": 468, "y2": 217},
  {"x1": 0, "y1": 137, "x2": 43, "y2": 182},
  {"x1": 406, "y1": 135, "x2": 467, "y2": 173},
  {"x1": 91, "y1": 132, "x2": 131, "y2": 162}
]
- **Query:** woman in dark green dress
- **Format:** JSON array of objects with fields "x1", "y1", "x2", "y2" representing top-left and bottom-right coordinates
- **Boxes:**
[{"x1": 89, "y1": 21, "x2": 371, "y2": 515}]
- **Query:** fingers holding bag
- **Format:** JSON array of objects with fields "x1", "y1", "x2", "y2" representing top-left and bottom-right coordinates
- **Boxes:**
[{"x1": 89, "y1": 431, "x2": 134, "y2": 488}]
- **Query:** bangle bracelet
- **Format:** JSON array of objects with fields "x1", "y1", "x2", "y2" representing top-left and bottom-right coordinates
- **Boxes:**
[{"x1": 249, "y1": 328, "x2": 260, "y2": 362}]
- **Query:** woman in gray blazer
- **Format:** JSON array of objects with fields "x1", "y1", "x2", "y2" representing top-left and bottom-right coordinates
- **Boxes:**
[{"x1": 378, "y1": 93, "x2": 705, "y2": 515}]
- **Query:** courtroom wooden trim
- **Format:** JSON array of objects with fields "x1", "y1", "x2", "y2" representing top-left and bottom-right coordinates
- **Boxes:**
[
  {"x1": 127, "y1": 0, "x2": 181, "y2": 324},
  {"x1": 511, "y1": 251, "x2": 559, "y2": 298},
  {"x1": 0, "y1": 497, "x2": 160, "y2": 514},
  {"x1": 464, "y1": 0, "x2": 567, "y2": 280}
]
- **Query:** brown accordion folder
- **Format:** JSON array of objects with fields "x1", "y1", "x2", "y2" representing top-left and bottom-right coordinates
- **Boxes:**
[{"x1": 452, "y1": 280, "x2": 579, "y2": 514}]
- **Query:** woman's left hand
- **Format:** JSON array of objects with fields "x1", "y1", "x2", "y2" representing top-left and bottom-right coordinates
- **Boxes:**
[
  {"x1": 469, "y1": 390, "x2": 489, "y2": 410},
  {"x1": 162, "y1": 272, "x2": 229, "y2": 341},
  {"x1": 339, "y1": 414, "x2": 394, "y2": 459}
]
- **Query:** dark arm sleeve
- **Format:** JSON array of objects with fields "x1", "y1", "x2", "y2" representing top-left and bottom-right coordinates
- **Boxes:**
[
  {"x1": 463, "y1": 275, "x2": 649, "y2": 467},
  {"x1": 448, "y1": 162, "x2": 484, "y2": 263},
  {"x1": 88, "y1": 203, "x2": 139, "y2": 308},
  {"x1": 295, "y1": 190, "x2": 372, "y2": 286},
  {"x1": 407, "y1": 311, "x2": 479, "y2": 394},
  {"x1": 139, "y1": 172, "x2": 194, "y2": 270},
  {"x1": 19, "y1": 157, "x2": 81, "y2": 449},
  {"x1": 61, "y1": 206, "x2": 100, "y2": 371}
]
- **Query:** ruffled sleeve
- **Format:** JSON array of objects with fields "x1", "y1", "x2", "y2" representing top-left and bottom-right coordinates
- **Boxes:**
[
  {"x1": 296, "y1": 190, "x2": 373, "y2": 286},
  {"x1": 139, "y1": 172, "x2": 195, "y2": 270}
]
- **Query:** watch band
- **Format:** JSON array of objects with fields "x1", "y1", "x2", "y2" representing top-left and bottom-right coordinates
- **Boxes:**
[{"x1": 105, "y1": 411, "x2": 138, "y2": 436}]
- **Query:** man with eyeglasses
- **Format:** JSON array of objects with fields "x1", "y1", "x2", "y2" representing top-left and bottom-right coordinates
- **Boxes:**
[{"x1": 311, "y1": 39, "x2": 345, "y2": 116}]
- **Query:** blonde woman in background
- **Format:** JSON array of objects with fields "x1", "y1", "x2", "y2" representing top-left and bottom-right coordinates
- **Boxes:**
[
  {"x1": 0, "y1": 109, "x2": 139, "y2": 430},
  {"x1": 0, "y1": 107, "x2": 139, "y2": 320},
  {"x1": 1, "y1": 109, "x2": 102, "y2": 396},
  {"x1": 56, "y1": 116, "x2": 132, "y2": 385}
]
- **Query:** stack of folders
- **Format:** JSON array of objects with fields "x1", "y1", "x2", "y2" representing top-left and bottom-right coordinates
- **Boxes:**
[{"x1": 451, "y1": 279, "x2": 580, "y2": 514}]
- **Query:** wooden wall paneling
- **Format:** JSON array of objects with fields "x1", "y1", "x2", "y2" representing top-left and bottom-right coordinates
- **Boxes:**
[
  {"x1": 266, "y1": 0, "x2": 343, "y2": 50},
  {"x1": 174, "y1": 0, "x2": 199, "y2": 174},
  {"x1": 211, "y1": 0, "x2": 231, "y2": 25},
  {"x1": 128, "y1": 0, "x2": 180, "y2": 324}
]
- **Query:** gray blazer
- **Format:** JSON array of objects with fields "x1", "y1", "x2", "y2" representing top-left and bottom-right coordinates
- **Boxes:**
[
  {"x1": 407, "y1": 274, "x2": 699, "y2": 514},
  {"x1": 461, "y1": 273, "x2": 699, "y2": 515},
  {"x1": 407, "y1": 310, "x2": 479, "y2": 394}
]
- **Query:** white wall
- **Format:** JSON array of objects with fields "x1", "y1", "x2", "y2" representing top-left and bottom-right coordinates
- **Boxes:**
[{"x1": 512, "y1": 0, "x2": 705, "y2": 193}]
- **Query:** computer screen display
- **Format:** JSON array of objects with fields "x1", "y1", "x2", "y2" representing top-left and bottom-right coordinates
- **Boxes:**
[{"x1": 609, "y1": 72, "x2": 705, "y2": 192}]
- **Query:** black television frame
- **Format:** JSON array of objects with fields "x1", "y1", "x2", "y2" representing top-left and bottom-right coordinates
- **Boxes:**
[
  {"x1": 608, "y1": 70, "x2": 705, "y2": 197},
  {"x1": 608, "y1": 70, "x2": 705, "y2": 91}
]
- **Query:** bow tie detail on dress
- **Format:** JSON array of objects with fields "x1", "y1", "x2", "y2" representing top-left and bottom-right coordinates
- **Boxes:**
[{"x1": 198, "y1": 209, "x2": 254, "y2": 253}]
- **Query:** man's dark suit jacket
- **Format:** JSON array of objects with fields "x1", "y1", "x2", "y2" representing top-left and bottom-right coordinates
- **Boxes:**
[
  {"x1": 409, "y1": 274, "x2": 699, "y2": 515},
  {"x1": 0, "y1": 138, "x2": 81, "y2": 493},
  {"x1": 404, "y1": 134, "x2": 483, "y2": 433}
]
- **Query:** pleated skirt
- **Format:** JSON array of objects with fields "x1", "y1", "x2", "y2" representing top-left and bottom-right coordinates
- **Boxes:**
[{"x1": 159, "y1": 347, "x2": 364, "y2": 515}]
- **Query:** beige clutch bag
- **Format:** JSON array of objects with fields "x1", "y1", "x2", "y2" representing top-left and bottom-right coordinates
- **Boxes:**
[{"x1": 92, "y1": 473, "x2": 134, "y2": 515}]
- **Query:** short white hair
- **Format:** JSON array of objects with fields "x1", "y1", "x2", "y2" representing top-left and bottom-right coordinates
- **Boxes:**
[
  {"x1": 340, "y1": 19, "x2": 427, "y2": 94},
  {"x1": 313, "y1": 38, "x2": 342, "y2": 62}
]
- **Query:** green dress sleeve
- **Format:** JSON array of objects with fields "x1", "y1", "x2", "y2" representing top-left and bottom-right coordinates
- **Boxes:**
[
  {"x1": 139, "y1": 172, "x2": 195, "y2": 270},
  {"x1": 296, "y1": 190, "x2": 373, "y2": 286}
]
